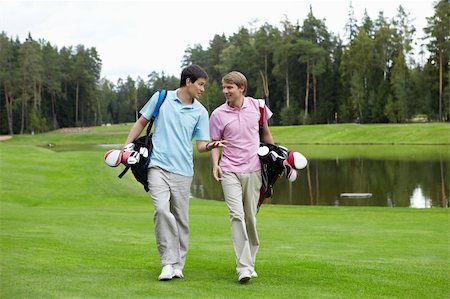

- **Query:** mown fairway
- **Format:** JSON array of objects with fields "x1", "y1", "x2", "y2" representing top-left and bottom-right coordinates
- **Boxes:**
[{"x1": 1, "y1": 124, "x2": 449, "y2": 298}]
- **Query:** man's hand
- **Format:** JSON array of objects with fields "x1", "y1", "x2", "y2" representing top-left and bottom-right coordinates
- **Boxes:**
[
  {"x1": 206, "y1": 140, "x2": 227, "y2": 151},
  {"x1": 212, "y1": 164, "x2": 222, "y2": 181}
]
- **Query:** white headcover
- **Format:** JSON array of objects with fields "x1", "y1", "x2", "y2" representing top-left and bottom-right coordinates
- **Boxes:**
[{"x1": 104, "y1": 150, "x2": 122, "y2": 167}]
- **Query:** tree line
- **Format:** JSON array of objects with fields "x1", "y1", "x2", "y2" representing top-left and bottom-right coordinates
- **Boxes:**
[{"x1": 0, "y1": 1, "x2": 448, "y2": 134}]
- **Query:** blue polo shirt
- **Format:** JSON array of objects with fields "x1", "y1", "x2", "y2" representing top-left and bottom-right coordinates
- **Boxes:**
[{"x1": 139, "y1": 89, "x2": 210, "y2": 176}]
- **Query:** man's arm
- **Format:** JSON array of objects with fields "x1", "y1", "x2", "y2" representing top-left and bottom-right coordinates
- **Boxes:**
[
  {"x1": 196, "y1": 140, "x2": 226, "y2": 153},
  {"x1": 196, "y1": 139, "x2": 225, "y2": 181},
  {"x1": 124, "y1": 115, "x2": 148, "y2": 146},
  {"x1": 210, "y1": 145, "x2": 222, "y2": 181},
  {"x1": 261, "y1": 122, "x2": 274, "y2": 145},
  {"x1": 196, "y1": 140, "x2": 209, "y2": 153}
]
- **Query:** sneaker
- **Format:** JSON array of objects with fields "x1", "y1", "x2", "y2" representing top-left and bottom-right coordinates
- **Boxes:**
[
  {"x1": 238, "y1": 271, "x2": 252, "y2": 283},
  {"x1": 251, "y1": 271, "x2": 258, "y2": 278},
  {"x1": 158, "y1": 265, "x2": 174, "y2": 281},
  {"x1": 173, "y1": 268, "x2": 184, "y2": 278}
]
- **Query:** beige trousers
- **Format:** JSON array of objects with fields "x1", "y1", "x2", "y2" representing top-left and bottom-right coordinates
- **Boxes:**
[
  {"x1": 220, "y1": 171, "x2": 262, "y2": 275},
  {"x1": 148, "y1": 167, "x2": 192, "y2": 270}
]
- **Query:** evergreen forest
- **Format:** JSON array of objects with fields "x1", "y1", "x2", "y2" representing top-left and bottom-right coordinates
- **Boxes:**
[{"x1": 1, "y1": 1, "x2": 448, "y2": 134}]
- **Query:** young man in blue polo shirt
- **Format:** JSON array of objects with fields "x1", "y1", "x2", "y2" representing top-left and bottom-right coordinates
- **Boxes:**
[{"x1": 124, "y1": 65, "x2": 220, "y2": 281}]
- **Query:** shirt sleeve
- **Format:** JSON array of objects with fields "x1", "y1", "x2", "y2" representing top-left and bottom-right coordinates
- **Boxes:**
[
  {"x1": 194, "y1": 108, "x2": 210, "y2": 141},
  {"x1": 264, "y1": 104, "x2": 273, "y2": 122},
  {"x1": 139, "y1": 92, "x2": 159, "y2": 121},
  {"x1": 209, "y1": 110, "x2": 222, "y2": 141},
  {"x1": 254, "y1": 97, "x2": 273, "y2": 122}
]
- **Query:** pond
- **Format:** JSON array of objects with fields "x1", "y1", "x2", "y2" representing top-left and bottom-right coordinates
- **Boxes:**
[
  {"x1": 191, "y1": 144, "x2": 450, "y2": 208},
  {"x1": 50, "y1": 143, "x2": 450, "y2": 208}
]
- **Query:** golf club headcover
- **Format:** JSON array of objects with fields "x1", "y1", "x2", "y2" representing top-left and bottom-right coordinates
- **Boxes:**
[
  {"x1": 287, "y1": 151, "x2": 308, "y2": 170},
  {"x1": 123, "y1": 143, "x2": 135, "y2": 152},
  {"x1": 121, "y1": 150, "x2": 140, "y2": 166},
  {"x1": 257, "y1": 145, "x2": 270, "y2": 157},
  {"x1": 283, "y1": 160, "x2": 298, "y2": 182},
  {"x1": 104, "y1": 150, "x2": 122, "y2": 167},
  {"x1": 104, "y1": 149, "x2": 141, "y2": 167},
  {"x1": 139, "y1": 147, "x2": 149, "y2": 158}
]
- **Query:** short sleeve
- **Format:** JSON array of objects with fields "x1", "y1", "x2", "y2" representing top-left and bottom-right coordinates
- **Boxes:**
[
  {"x1": 263, "y1": 104, "x2": 273, "y2": 122},
  {"x1": 255, "y1": 98, "x2": 273, "y2": 122},
  {"x1": 209, "y1": 110, "x2": 222, "y2": 141},
  {"x1": 194, "y1": 108, "x2": 210, "y2": 141},
  {"x1": 139, "y1": 92, "x2": 159, "y2": 120}
]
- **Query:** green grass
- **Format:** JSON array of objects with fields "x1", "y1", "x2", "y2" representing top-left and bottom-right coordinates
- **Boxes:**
[
  {"x1": 270, "y1": 123, "x2": 450, "y2": 145},
  {"x1": 1, "y1": 124, "x2": 450, "y2": 298},
  {"x1": 2, "y1": 200, "x2": 449, "y2": 298},
  {"x1": 5, "y1": 122, "x2": 450, "y2": 146}
]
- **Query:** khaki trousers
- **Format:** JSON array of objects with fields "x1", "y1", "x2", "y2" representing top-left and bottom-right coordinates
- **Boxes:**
[
  {"x1": 148, "y1": 167, "x2": 192, "y2": 270},
  {"x1": 220, "y1": 171, "x2": 261, "y2": 275}
]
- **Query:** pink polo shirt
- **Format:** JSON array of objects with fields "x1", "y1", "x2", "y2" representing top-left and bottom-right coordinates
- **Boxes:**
[{"x1": 209, "y1": 97, "x2": 273, "y2": 173}]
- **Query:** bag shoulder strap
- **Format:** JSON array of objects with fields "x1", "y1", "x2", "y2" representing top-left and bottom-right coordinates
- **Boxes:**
[
  {"x1": 118, "y1": 166, "x2": 129, "y2": 178},
  {"x1": 258, "y1": 99, "x2": 265, "y2": 140},
  {"x1": 145, "y1": 89, "x2": 167, "y2": 136},
  {"x1": 151, "y1": 89, "x2": 167, "y2": 119}
]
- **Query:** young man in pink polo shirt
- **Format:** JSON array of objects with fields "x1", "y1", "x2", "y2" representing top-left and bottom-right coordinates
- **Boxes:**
[{"x1": 209, "y1": 71, "x2": 274, "y2": 283}]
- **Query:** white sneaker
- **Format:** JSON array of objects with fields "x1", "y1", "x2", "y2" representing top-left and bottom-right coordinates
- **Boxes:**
[
  {"x1": 173, "y1": 268, "x2": 184, "y2": 278},
  {"x1": 158, "y1": 265, "x2": 174, "y2": 281},
  {"x1": 238, "y1": 270, "x2": 252, "y2": 283},
  {"x1": 251, "y1": 271, "x2": 258, "y2": 278}
]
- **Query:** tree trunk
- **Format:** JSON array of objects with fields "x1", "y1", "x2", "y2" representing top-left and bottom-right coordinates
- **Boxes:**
[
  {"x1": 285, "y1": 61, "x2": 290, "y2": 108},
  {"x1": 304, "y1": 61, "x2": 310, "y2": 118},
  {"x1": 259, "y1": 69, "x2": 269, "y2": 101},
  {"x1": 51, "y1": 93, "x2": 58, "y2": 129},
  {"x1": 358, "y1": 102, "x2": 363, "y2": 122},
  {"x1": 134, "y1": 92, "x2": 138, "y2": 122},
  {"x1": 37, "y1": 82, "x2": 42, "y2": 115},
  {"x1": 313, "y1": 72, "x2": 317, "y2": 115},
  {"x1": 260, "y1": 64, "x2": 271, "y2": 125},
  {"x1": 75, "y1": 81, "x2": 79, "y2": 125},
  {"x1": 97, "y1": 95, "x2": 101, "y2": 126},
  {"x1": 4, "y1": 85, "x2": 14, "y2": 135},
  {"x1": 20, "y1": 85, "x2": 26, "y2": 134},
  {"x1": 33, "y1": 80, "x2": 37, "y2": 111},
  {"x1": 264, "y1": 52, "x2": 270, "y2": 108},
  {"x1": 260, "y1": 50, "x2": 270, "y2": 106},
  {"x1": 439, "y1": 50, "x2": 443, "y2": 121}
]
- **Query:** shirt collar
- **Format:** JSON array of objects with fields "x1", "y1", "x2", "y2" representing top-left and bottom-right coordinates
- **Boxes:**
[
  {"x1": 226, "y1": 97, "x2": 248, "y2": 111},
  {"x1": 173, "y1": 89, "x2": 195, "y2": 108}
]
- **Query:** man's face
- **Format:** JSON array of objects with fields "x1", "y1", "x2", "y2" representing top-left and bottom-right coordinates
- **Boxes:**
[
  {"x1": 222, "y1": 82, "x2": 243, "y2": 102},
  {"x1": 188, "y1": 77, "x2": 207, "y2": 99}
]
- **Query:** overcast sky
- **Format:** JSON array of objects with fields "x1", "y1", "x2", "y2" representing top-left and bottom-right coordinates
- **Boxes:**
[{"x1": 1, "y1": 0, "x2": 435, "y2": 83}]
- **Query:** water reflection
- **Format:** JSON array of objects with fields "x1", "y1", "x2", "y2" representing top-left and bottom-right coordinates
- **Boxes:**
[
  {"x1": 191, "y1": 156, "x2": 449, "y2": 208},
  {"x1": 409, "y1": 186, "x2": 432, "y2": 208},
  {"x1": 46, "y1": 142, "x2": 449, "y2": 208}
]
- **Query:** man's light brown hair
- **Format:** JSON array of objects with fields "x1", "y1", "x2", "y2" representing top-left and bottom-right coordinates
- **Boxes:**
[{"x1": 222, "y1": 71, "x2": 247, "y2": 95}]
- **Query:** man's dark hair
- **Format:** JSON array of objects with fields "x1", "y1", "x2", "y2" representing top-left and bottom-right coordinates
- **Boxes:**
[{"x1": 180, "y1": 64, "x2": 208, "y2": 87}]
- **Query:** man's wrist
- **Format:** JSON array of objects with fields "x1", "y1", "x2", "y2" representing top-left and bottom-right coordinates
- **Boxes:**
[{"x1": 205, "y1": 142, "x2": 212, "y2": 151}]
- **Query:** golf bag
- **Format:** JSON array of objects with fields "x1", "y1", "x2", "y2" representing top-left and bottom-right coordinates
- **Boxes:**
[
  {"x1": 258, "y1": 143, "x2": 289, "y2": 210},
  {"x1": 257, "y1": 99, "x2": 289, "y2": 211},
  {"x1": 118, "y1": 89, "x2": 167, "y2": 192}
]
